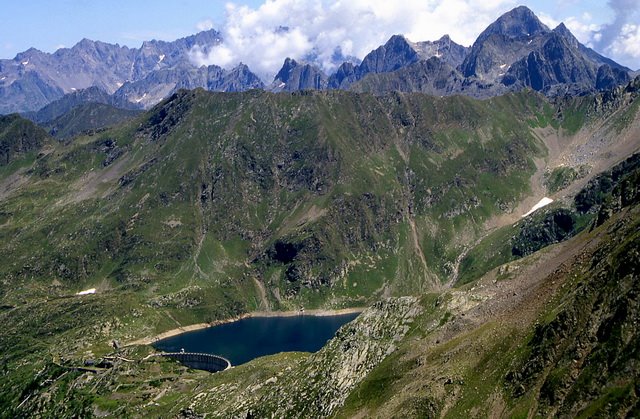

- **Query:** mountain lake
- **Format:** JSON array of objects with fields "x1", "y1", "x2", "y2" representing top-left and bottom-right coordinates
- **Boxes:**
[{"x1": 153, "y1": 312, "x2": 360, "y2": 366}]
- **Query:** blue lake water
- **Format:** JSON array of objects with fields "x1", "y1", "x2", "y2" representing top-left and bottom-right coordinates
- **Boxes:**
[{"x1": 153, "y1": 312, "x2": 360, "y2": 366}]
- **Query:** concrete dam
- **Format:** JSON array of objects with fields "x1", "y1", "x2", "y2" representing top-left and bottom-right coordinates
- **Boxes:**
[{"x1": 159, "y1": 352, "x2": 231, "y2": 372}]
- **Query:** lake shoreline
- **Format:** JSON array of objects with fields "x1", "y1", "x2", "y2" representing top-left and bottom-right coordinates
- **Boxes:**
[{"x1": 126, "y1": 307, "x2": 365, "y2": 346}]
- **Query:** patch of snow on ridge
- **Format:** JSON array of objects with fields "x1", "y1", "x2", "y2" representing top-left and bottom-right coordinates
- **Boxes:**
[
  {"x1": 522, "y1": 197, "x2": 553, "y2": 217},
  {"x1": 135, "y1": 93, "x2": 147, "y2": 103},
  {"x1": 76, "y1": 288, "x2": 96, "y2": 295}
]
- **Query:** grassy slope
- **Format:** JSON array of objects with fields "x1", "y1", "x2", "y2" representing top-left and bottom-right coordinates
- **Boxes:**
[
  {"x1": 46, "y1": 102, "x2": 142, "y2": 139},
  {"x1": 0, "y1": 89, "x2": 547, "y2": 307}
]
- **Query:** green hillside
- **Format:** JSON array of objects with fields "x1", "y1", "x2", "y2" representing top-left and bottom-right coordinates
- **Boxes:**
[{"x1": 0, "y1": 89, "x2": 550, "y2": 309}]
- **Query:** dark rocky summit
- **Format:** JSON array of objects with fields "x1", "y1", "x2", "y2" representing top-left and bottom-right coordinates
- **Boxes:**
[
  {"x1": 351, "y1": 6, "x2": 632, "y2": 98},
  {"x1": 270, "y1": 58, "x2": 328, "y2": 92},
  {"x1": 0, "y1": 114, "x2": 49, "y2": 165},
  {"x1": 329, "y1": 35, "x2": 423, "y2": 89}
]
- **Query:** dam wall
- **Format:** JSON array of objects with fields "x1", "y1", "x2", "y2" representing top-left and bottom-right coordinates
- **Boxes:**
[{"x1": 160, "y1": 352, "x2": 231, "y2": 372}]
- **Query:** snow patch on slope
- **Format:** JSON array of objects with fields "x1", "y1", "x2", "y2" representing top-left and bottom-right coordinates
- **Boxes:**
[
  {"x1": 76, "y1": 288, "x2": 96, "y2": 295},
  {"x1": 522, "y1": 197, "x2": 554, "y2": 217}
]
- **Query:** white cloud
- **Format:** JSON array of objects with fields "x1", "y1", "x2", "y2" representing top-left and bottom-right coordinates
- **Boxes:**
[
  {"x1": 190, "y1": 0, "x2": 518, "y2": 80},
  {"x1": 607, "y1": 23, "x2": 640, "y2": 67},
  {"x1": 537, "y1": 12, "x2": 560, "y2": 30},
  {"x1": 196, "y1": 19, "x2": 215, "y2": 32},
  {"x1": 564, "y1": 15, "x2": 601, "y2": 47}
]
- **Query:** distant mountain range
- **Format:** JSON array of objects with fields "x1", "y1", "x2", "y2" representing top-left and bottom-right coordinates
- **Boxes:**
[
  {"x1": 0, "y1": 6, "x2": 634, "y2": 116},
  {"x1": 0, "y1": 29, "x2": 259, "y2": 114}
]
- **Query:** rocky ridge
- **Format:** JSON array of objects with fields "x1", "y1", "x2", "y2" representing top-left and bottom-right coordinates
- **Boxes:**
[
  {"x1": 0, "y1": 30, "x2": 262, "y2": 113},
  {"x1": 269, "y1": 58, "x2": 328, "y2": 92},
  {"x1": 2, "y1": 6, "x2": 634, "y2": 116}
]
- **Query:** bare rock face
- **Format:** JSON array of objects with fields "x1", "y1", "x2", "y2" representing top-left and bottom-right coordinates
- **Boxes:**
[
  {"x1": 270, "y1": 58, "x2": 328, "y2": 92},
  {"x1": 596, "y1": 64, "x2": 631, "y2": 91},
  {"x1": 113, "y1": 63, "x2": 263, "y2": 108},
  {"x1": 501, "y1": 28, "x2": 630, "y2": 96},
  {"x1": 412, "y1": 35, "x2": 469, "y2": 68},
  {"x1": 0, "y1": 71, "x2": 64, "y2": 115},
  {"x1": 461, "y1": 5, "x2": 551, "y2": 80},
  {"x1": 502, "y1": 33, "x2": 591, "y2": 92},
  {"x1": 351, "y1": 56, "x2": 464, "y2": 96},
  {"x1": 329, "y1": 35, "x2": 420, "y2": 89}
]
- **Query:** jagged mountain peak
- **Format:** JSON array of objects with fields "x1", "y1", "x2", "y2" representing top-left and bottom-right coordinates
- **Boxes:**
[
  {"x1": 552, "y1": 22, "x2": 580, "y2": 49},
  {"x1": 271, "y1": 57, "x2": 327, "y2": 92},
  {"x1": 71, "y1": 38, "x2": 105, "y2": 50},
  {"x1": 353, "y1": 35, "x2": 417, "y2": 74},
  {"x1": 462, "y1": 7, "x2": 588, "y2": 84},
  {"x1": 13, "y1": 47, "x2": 46, "y2": 63},
  {"x1": 477, "y1": 5, "x2": 550, "y2": 42},
  {"x1": 276, "y1": 57, "x2": 300, "y2": 75},
  {"x1": 553, "y1": 22, "x2": 570, "y2": 33},
  {"x1": 385, "y1": 34, "x2": 411, "y2": 46},
  {"x1": 141, "y1": 29, "x2": 221, "y2": 49},
  {"x1": 327, "y1": 35, "x2": 418, "y2": 89},
  {"x1": 411, "y1": 34, "x2": 469, "y2": 68}
]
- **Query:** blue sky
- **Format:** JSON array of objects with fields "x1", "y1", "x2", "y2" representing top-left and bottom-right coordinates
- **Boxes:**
[
  {"x1": 1, "y1": 0, "x2": 639, "y2": 73},
  {"x1": 0, "y1": 0, "x2": 257, "y2": 53}
]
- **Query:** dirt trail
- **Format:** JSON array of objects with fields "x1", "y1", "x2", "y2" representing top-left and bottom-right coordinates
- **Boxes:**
[
  {"x1": 192, "y1": 232, "x2": 207, "y2": 279},
  {"x1": 408, "y1": 217, "x2": 433, "y2": 289},
  {"x1": 446, "y1": 234, "x2": 486, "y2": 288},
  {"x1": 64, "y1": 155, "x2": 131, "y2": 205},
  {"x1": 0, "y1": 170, "x2": 29, "y2": 200},
  {"x1": 253, "y1": 277, "x2": 270, "y2": 311}
]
